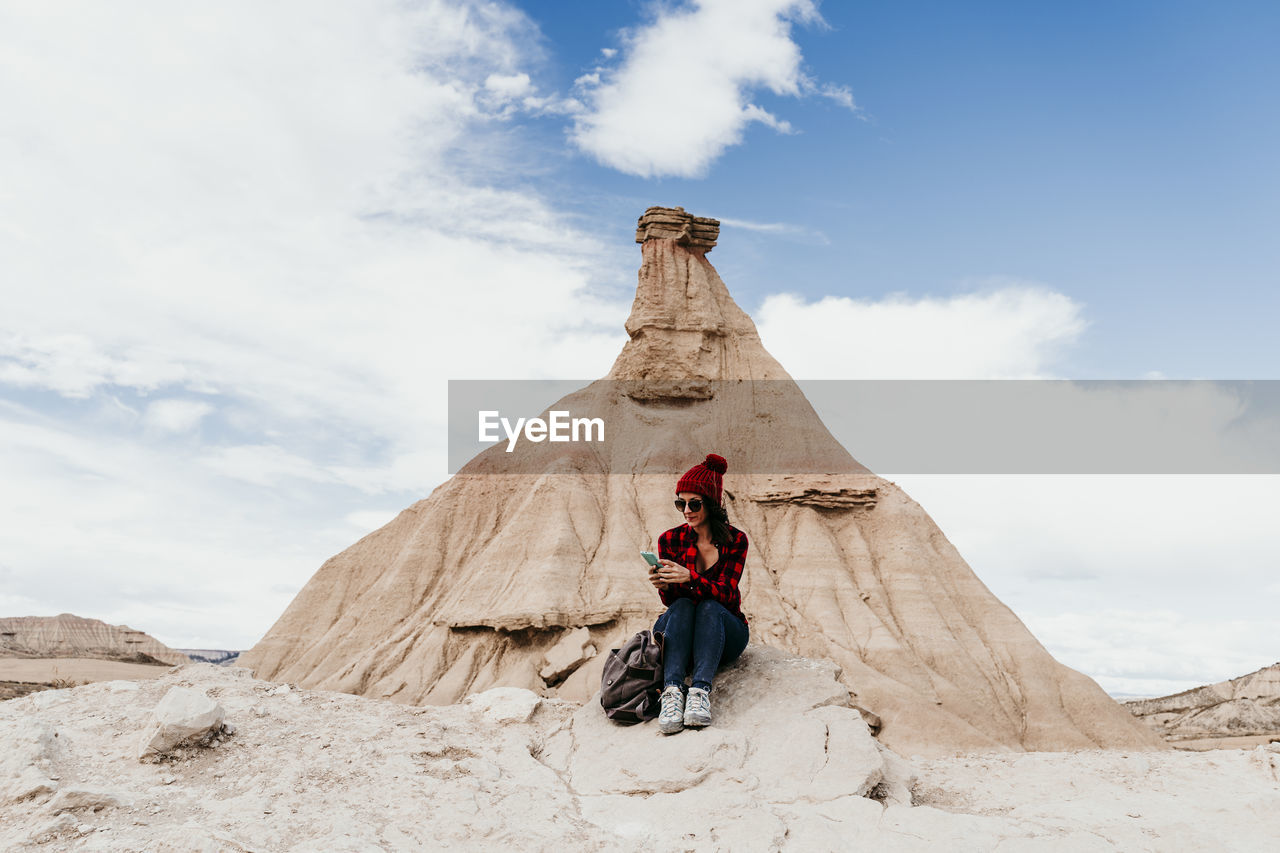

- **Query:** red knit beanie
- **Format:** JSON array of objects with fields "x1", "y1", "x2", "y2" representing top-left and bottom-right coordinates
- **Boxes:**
[{"x1": 676, "y1": 454, "x2": 727, "y2": 505}]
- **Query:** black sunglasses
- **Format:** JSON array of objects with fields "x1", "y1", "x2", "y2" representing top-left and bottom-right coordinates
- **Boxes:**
[{"x1": 674, "y1": 498, "x2": 704, "y2": 512}]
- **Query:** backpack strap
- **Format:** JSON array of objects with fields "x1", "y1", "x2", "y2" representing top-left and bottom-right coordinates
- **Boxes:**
[{"x1": 608, "y1": 708, "x2": 644, "y2": 724}]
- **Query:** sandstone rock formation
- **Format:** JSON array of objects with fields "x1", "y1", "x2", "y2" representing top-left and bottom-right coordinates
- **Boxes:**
[
  {"x1": 2, "y1": 664, "x2": 1278, "y2": 851},
  {"x1": 634, "y1": 205, "x2": 719, "y2": 250},
  {"x1": 241, "y1": 205, "x2": 1163, "y2": 757},
  {"x1": 1126, "y1": 662, "x2": 1280, "y2": 748},
  {"x1": 0, "y1": 614, "x2": 190, "y2": 666}
]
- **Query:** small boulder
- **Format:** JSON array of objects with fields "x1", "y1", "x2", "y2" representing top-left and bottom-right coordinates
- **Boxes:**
[
  {"x1": 28, "y1": 813, "x2": 77, "y2": 844},
  {"x1": 539, "y1": 627, "x2": 597, "y2": 684},
  {"x1": 873, "y1": 742, "x2": 918, "y2": 806},
  {"x1": 855, "y1": 705, "x2": 883, "y2": 735},
  {"x1": 465, "y1": 687, "x2": 542, "y2": 724},
  {"x1": 48, "y1": 787, "x2": 134, "y2": 813},
  {"x1": 136, "y1": 687, "x2": 226, "y2": 761}
]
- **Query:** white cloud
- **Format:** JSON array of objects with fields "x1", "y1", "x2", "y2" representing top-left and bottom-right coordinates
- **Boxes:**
[
  {"x1": 200, "y1": 445, "x2": 340, "y2": 488},
  {"x1": 570, "y1": 0, "x2": 852, "y2": 177},
  {"x1": 768, "y1": 283, "x2": 1278, "y2": 693},
  {"x1": 1027, "y1": 609, "x2": 1278, "y2": 697},
  {"x1": 345, "y1": 508, "x2": 402, "y2": 535},
  {"x1": 755, "y1": 283, "x2": 1087, "y2": 379},
  {"x1": 484, "y1": 72, "x2": 532, "y2": 99},
  {"x1": 892, "y1": 474, "x2": 1280, "y2": 696},
  {"x1": 0, "y1": 406, "x2": 344, "y2": 648},
  {"x1": 0, "y1": 1, "x2": 631, "y2": 647},
  {"x1": 742, "y1": 104, "x2": 795, "y2": 134},
  {"x1": 719, "y1": 217, "x2": 799, "y2": 233},
  {"x1": 481, "y1": 71, "x2": 538, "y2": 116},
  {"x1": 811, "y1": 81, "x2": 857, "y2": 112},
  {"x1": 0, "y1": 0, "x2": 629, "y2": 468},
  {"x1": 0, "y1": 333, "x2": 193, "y2": 397},
  {"x1": 716, "y1": 216, "x2": 831, "y2": 247},
  {"x1": 754, "y1": 268, "x2": 1279, "y2": 695},
  {"x1": 143, "y1": 399, "x2": 214, "y2": 434}
]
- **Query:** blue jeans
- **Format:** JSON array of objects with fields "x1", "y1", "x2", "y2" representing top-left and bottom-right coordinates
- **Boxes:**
[{"x1": 653, "y1": 598, "x2": 749, "y2": 693}]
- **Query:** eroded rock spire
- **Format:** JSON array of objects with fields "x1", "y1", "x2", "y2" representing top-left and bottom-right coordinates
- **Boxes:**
[
  {"x1": 241, "y1": 208, "x2": 1166, "y2": 757},
  {"x1": 611, "y1": 206, "x2": 784, "y2": 385}
]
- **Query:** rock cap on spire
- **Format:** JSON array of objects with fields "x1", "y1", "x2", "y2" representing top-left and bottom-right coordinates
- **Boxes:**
[{"x1": 635, "y1": 206, "x2": 719, "y2": 252}]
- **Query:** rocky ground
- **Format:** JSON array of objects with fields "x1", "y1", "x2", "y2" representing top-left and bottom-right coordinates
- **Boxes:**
[
  {"x1": 2, "y1": 649, "x2": 1278, "y2": 852},
  {"x1": 913, "y1": 749, "x2": 1280, "y2": 850}
]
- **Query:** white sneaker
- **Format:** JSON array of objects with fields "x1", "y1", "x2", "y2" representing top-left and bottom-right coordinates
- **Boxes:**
[
  {"x1": 658, "y1": 685, "x2": 685, "y2": 734},
  {"x1": 684, "y1": 686, "x2": 712, "y2": 727}
]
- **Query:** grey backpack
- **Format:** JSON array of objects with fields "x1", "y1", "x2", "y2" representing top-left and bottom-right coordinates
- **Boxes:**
[{"x1": 599, "y1": 630, "x2": 665, "y2": 724}]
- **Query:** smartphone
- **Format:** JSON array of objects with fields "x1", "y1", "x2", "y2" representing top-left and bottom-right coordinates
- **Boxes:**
[{"x1": 641, "y1": 551, "x2": 661, "y2": 569}]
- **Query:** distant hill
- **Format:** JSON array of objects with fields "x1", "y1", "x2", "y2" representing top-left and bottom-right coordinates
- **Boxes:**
[
  {"x1": 1126, "y1": 662, "x2": 1280, "y2": 749},
  {"x1": 0, "y1": 614, "x2": 190, "y2": 666},
  {"x1": 177, "y1": 649, "x2": 242, "y2": 666}
]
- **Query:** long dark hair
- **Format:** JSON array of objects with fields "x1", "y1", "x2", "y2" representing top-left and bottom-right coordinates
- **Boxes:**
[{"x1": 702, "y1": 495, "x2": 733, "y2": 548}]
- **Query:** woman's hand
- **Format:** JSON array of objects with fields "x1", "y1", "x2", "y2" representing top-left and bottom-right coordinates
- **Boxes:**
[
  {"x1": 655, "y1": 559, "x2": 691, "y2": 585},
  {"x1": 648, "y1": 570, "x2": 667, "y2": 589}
]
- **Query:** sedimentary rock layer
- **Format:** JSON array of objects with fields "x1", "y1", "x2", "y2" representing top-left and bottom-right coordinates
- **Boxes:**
[
  {"x1": 0, "y1": 614, "x2": 189, "y2": 667},
  {"x1": 1127, "y1": 662, "x2": 1280, "y2": 743},
  {"x1": 634, "y1": 205, "x2": 719, "y2": 251}
]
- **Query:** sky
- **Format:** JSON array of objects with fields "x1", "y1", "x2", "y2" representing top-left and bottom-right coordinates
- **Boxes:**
[{"x1": 2, "y1": 0, "x2": 1277, "y2": 697}]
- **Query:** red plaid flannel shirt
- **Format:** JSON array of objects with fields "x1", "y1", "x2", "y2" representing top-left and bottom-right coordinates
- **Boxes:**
[{"x1": 657, "y1": 523, "x2": 748, "y2": 625}]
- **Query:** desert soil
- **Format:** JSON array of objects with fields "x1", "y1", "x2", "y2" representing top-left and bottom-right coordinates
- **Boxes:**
[
  {"x1": 1166, "y1": 734, "x2": 1280, "y2": 751},
  {"x1": 0, "y1": 658, "x2": 173, "y2": 684}
]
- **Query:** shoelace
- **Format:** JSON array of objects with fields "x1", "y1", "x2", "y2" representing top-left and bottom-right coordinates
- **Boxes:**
[
  {"x1": 687, "y1": 690, "x2": 708, "y2": 716},
  {"x1": 661, "y1": 689, "x2": 683, "y2": 716}
]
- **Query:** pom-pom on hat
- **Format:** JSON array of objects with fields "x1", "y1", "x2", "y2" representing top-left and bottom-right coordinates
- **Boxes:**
[{"x1": 676, "y1": 453, "x2": 727, "y2": 505}]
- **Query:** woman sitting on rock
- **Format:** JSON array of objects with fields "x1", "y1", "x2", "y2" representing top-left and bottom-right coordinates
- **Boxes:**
[{"x1": 649, "y1": 453, "x2": 750, "y2": 734}]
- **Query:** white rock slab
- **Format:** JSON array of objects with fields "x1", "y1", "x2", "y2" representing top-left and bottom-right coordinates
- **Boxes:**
[
  {"x1": 0, "y1": 718, "x2": 59, "y2": 803},
  {"x1": 464, "y1": 686, "x2": 542, "y2": 724},
  {"x1": 540, "y1": 626, "x2": 597, "y2": 683},
  {"x1": 136, "y1": 687, "x2": 225, "y2": 760},
  {"x1": 567, "y1": 646, "x2": 891, "y2": 802}
]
